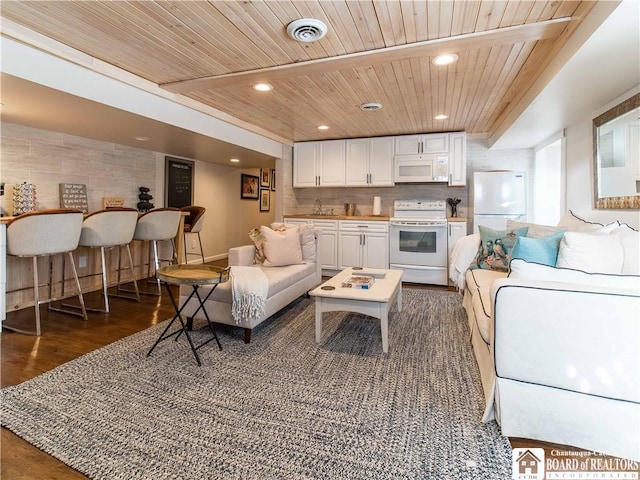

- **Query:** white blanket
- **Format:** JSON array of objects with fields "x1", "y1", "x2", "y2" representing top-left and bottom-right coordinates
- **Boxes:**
[
  {"x1": 231, "y1": 266, "x2": 268, "y2": 324},
  {"x1": 449, "y1": 233, "x2": 481, "y2": 290}
]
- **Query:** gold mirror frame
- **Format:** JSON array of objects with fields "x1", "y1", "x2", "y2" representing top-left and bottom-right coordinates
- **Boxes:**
[{"x1": 592, "y1": 93, "x2": 640, "y2": 209}]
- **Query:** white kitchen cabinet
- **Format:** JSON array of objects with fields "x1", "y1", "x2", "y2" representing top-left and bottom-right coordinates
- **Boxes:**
[
  {"x1": 345, "y1": 137, "x2": 394, "y2": 187},
  {"x1": 338, "y1": 220, "x2": 389, "y2": 269},
  {"x1": 293, "y1": 140, "x2": 345, "y2": 187},
  {"x1": 282, "y1": 218, "x2": 339, "y2": 270},
  {"x1": 448, "y1": 132, "x2": 467, "y2": 186},
  {"x1": 447, "y1": 221, "x2": 467, "y2": 280},
  {"x1": 394, "y1": 133, "x2": 449, "y2": 155}
]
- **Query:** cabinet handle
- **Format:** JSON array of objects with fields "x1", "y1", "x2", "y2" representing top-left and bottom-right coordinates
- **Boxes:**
[
  {"x1": 449, "y1": 224, "x2": 451, "y2": 235},
  {"x1": 449, "y1": 173, "x2": 452, "y2": 184}
]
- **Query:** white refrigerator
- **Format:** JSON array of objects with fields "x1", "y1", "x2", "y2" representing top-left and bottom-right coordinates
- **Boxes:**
[{"x1": 473, "y1": 171, "x2": 527, "y2": 233}]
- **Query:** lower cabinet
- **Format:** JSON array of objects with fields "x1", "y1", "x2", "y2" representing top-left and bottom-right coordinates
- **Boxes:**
[
  {"x1": 447, "y1": 221, "x2": 467, "y2": 256},
  {"x1": 282, "y1": 218, "x2": 389, "y2": 272},
  {"x1": 282, "y1": 218, "x2": 339, "y2": 270},
  {"x1": 447, "y1": 220, "x2": 467, "y2": 280},
  {"x1": 338, "y1": 221, "x2": 389, "y2": 269}
]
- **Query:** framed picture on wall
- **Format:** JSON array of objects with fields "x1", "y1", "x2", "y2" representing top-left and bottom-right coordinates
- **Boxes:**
[
  {"x1": 271, "y1": 169, "x2": 276, "y2": 191},
  {"x1": 241, "y1": 174, "x2": 259, "y2": 200},
  {"x1": 260, "y1": 189, "x2": 270, "y2": 212},
  {"x1": 260, "y1": 168, "x2": 270, "y2": 188}
]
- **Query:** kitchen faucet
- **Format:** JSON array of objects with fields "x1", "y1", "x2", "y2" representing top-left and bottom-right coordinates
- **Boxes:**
[{"x1": 314, "y1": 198, "x2": 322, "y2": 215}]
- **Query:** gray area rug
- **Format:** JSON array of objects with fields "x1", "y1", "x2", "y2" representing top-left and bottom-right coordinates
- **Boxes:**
[{"x1": 1, "y1": 288, "x2": 512, "y2": 480}]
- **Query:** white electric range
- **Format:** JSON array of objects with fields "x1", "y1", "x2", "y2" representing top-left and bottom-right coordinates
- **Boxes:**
[{"x1": 389, "y1": 200, "x2": 448, "y2": 285}]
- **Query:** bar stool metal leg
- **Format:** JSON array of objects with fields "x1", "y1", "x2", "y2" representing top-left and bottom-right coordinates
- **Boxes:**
[
  {"x1": 49, "y1": 252, "x2": 88, "y2": 321},
  {"x1": 114, "y1": 244, "x2": 140, "y2": 302}
]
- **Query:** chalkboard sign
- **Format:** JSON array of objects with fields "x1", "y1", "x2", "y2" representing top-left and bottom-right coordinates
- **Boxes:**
[
  {"x1": 165, "y1": 157, "x2": 194, "y2": 208},
  {"x1": 59, "y1": 183, "x2": 89, "y2": 213}
]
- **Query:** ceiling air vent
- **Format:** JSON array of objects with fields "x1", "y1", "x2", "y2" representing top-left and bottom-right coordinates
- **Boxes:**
[
  {"x1": 360, "y1": 102, "x2": 383, "y2": 111},
  {"x1": 287, "y1": 19, "x2": 328, "y2": 43}
]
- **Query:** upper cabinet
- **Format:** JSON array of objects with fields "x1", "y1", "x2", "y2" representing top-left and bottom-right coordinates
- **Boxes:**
[
  {"x1": 448, "y1": 132, "x2": 467, "y2": 186},
  {"x1": 394, "y1": 133, "x2": 449, "y2": 155},
  {"x1": 293, "y1": 140, "x2": 345, "y2": 187},
  {"x1": 345, "y1": 136, "x2": 394, "y2": 187},
  {"x1": 294, "y1": 131, "x2": 466, "y2": 187}
]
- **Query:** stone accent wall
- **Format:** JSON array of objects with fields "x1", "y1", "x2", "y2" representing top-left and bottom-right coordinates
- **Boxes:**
[{"x1": 1, "y1": 122, "x2": 158, "y2": 216}]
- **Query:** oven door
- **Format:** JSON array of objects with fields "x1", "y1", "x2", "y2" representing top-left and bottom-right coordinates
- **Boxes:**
[{"x1": 389, "y1": 221, "x2": 448, "y2": 267}]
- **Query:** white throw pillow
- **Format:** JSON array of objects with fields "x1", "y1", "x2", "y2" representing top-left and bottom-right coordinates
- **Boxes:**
[
  {"x1": 556, "y1": 231, "x2": 624, "y2": 274},
  {"x1": 270, "y1": 222, "x2": 316, "y2": 263},
  {"x1": 611, "y1": 225, "x2": 640, "y2": 275},
  {"x1": 260, "y1": 225, "x2": 303, "y2": 267},
  {"x1": 509, "y1": 258, "x2": 640, "y2": 291}
]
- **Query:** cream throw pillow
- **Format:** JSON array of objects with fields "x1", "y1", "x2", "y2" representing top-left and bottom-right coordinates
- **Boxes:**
[
  {"x1": 611, "y1": 225, "x2": 640, "y2": 275},
  {"x1": 271, "y1": 222, "x2": 316, "y2": 263},
  {"x1": 506, "y1": 219, "x2": 566, "y2": 239},
  {"x1": 260, "y1": 225, "x2": 303, "y2": 267},
  {"x1": 556, "y1": 231, "x2": 624, "y2": 274}
]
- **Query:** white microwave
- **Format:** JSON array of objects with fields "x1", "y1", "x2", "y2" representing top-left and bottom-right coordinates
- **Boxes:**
[{"x1": 394, "y1": 154, "x2": 449, "y2": 183}]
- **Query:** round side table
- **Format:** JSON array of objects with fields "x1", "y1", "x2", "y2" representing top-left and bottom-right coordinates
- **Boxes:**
[{"x1": 147, "y1": 264, "x2": 230, "y2": 366}]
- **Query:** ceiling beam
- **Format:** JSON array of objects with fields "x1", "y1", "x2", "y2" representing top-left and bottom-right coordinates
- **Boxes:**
[{"x1": 161, "y1": 17, "x2": 572, "y2": 94}]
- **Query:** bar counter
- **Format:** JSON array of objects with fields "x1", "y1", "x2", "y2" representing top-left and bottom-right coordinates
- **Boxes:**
[{"x1": 2, "y1": 211, "x2": 187, "y2": 314}]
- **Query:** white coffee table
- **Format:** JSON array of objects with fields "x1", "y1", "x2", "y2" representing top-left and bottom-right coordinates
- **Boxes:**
[{"x1": 310, "y1": 268, "x2": 403, "y2": 353}]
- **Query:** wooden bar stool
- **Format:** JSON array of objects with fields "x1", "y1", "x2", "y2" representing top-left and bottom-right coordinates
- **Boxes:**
[
  {"x1": 128, "y1": 208, "x2": 181, "y2": 295},
  {"x1": 5, "y1": 209, "x2": 87, "y2": 336},
  {"x1": 181, "y1": 206, "x2": 206, "y2": 264},
  {"x1": 75, "y1": 208, "x2": 140, "y2": 312}
]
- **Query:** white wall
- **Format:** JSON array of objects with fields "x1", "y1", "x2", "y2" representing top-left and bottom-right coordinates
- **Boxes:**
[
  {"x1": 565, "y1": 86, "x2": 640, "y2": 228},
  {"x1": 187, "y1": 163, "x2": 275, "y2": 261}
]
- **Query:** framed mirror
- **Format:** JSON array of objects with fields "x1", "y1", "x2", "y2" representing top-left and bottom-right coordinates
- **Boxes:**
[{"x1": 593, "y1": 93, "x2": 640, "y2": 209}]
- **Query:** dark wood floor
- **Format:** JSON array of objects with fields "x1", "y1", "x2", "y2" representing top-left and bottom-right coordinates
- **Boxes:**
[{"x1": 0, "y1": 276, "x2": 625, "y2": 479}]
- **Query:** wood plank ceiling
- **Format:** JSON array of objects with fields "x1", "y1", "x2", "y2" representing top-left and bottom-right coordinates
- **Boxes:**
[{"x1": 1, "y1": 1, "x2": 596, "y2": 144}]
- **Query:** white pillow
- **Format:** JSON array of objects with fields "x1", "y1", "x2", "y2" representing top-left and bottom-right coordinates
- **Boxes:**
[
  {"x1": 260, "y1": 225, "x2": 303, "y2": 267},
  {"x1": 611, "y1": 225, "x2": 640, "y2": 275},
  {"x1": 270, "y1": 222, "x2": 316, "y2": 263},
  {"x1": 556, "y1": 231, "x2": 623, "y2": 274},
  {"x1": 509, "y1": 258, "x2": 640, "y2": 291}
]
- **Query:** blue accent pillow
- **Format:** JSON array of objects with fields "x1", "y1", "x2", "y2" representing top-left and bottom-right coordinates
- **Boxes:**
[
  {"x1": 470, "y1": 226, "x2": 529, "y2": 272},
  {"x1": 511, "y1": 230, "x2": 566, "y2": 266}
]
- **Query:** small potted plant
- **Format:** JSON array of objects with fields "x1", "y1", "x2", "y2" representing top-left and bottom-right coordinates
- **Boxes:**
[{"x1": 447, "y1": 197, "x2": 461, "y2": 217}]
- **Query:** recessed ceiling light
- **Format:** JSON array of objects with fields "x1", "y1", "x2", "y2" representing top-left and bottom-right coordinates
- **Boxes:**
[
  {"x1": 360, "y1": 102, "x2": 383, "y2": 111},
  {"x1": 134, "y1": 136, "x2": 150, "y2": 142},
  {"x1": 434, "y1": 114, "x2": 448, "y2": 120},
  {"x1": 432, "y1": 53, "x2": 458, "y2": 66},
  {"x1": 230, "y1": 158, "x2": 240, "y2": 163},
  {"x1": 253, "y1": 83, "x2": 273, "y2": 92},
  {"x1": 318, "y1": 125, "x2": 329, "y2": 130}
]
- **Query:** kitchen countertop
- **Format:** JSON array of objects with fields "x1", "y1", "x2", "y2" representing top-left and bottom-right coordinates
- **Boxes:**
[
  {"x1": 283, "y1": 214, "x2": 390, "y2": 221},
  {"x1": 285, "y1": 214, "x2": 467, "y2": 222}
]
